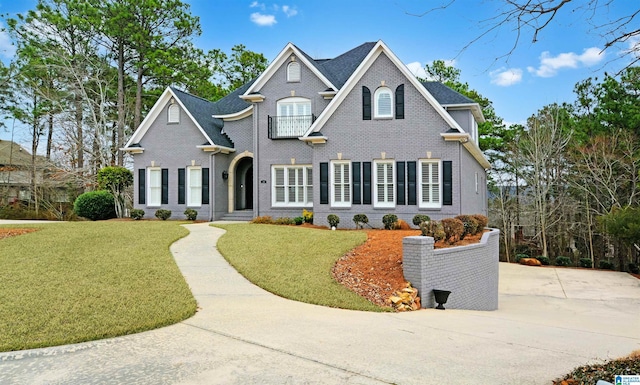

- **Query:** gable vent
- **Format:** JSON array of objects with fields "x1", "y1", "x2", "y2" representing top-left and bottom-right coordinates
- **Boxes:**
[{"x1": 287, "y1": 62, "x2": 301, "y2": 82}]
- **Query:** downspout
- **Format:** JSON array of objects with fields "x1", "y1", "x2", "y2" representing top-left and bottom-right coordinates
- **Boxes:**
[
  {"x1": 458, "y1": 141, "x2": 462, "y2": 215},
  {"x1": 209, "y1": 149, "x2": 221, "y2": 221},
  {"x1": 253, "y1": 103, "x2": 259, "y2": 217}
]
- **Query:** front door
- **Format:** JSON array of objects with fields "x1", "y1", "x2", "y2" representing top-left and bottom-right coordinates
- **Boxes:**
[{"x1": 234, "y1": 157, "x2": 253, "y2": 211}]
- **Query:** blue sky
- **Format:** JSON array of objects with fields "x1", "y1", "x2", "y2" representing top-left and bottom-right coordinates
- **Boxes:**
[{"x1": 1, "y1": 0, "x2": 637, "y2": 144}]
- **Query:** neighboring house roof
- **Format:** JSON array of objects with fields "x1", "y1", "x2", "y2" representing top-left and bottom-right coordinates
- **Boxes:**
[{"x1": 0, "y1": 140, "x2": 48, "y2": 168}]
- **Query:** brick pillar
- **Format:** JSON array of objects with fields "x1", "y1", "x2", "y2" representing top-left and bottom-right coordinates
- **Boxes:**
[{"x1": 402, "y1": 236, "x2": 435, "y2": 308}]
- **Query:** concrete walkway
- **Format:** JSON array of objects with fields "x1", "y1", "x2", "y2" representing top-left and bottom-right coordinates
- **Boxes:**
[{"x1": 1, "y1": 222, "x2": 639, "y2": 384}]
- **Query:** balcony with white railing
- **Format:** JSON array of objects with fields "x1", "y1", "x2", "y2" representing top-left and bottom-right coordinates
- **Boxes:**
[{"x1": 268, "y1": 115, "x2": 315, "y2": 139}]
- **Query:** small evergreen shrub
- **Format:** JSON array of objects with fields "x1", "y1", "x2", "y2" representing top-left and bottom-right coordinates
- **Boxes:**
[
  {"x1": 536, "y1": 255, "x2": 551, "y2": 265},
  {"x1": 441, "y1": 217, "x2": 464, "y2": 244},
  {"x1": 412, "y1": 214, "x2": 430, "y2": 226},
  {"x1": 579, "y1": 258, "x2": 593, "y2": 268},
  {"x1": 382, "y1": 214, "x2": 398, "y2": 230},
  {"x1": 555, "y1": 256, "x2": 572, "y2": 267},
  {"x1": 514, "y1": 253, "x2": 529, "y2": 263},
  {"x1": 455, "y1": 215, "x2": 479, "y2": 240},
  {"x1": 73, "y1": 190, "x2": 117, "y2": 221},
  {"x1": 394, "y1": 219, "x2": 411, "y2": 230},
  {"x1": 472, "y1": 214, "x2": 489, "y2": 234},
  {"x1": 327, "y1": 214, "x2": 340, "y2": 228},
  {"x1": 353, "y1": 214, "x2": 369, "y2": 229},
  {"x1": 302, "y1": 209, "x2": 313, "y2": 224},
  {"x1": 184, "y1": 208, "x2": 198, "y2": 221},
  {"x1": 130, "y1": 209, "x2": 145, "y2": 220},
  {"x1": 251, "y1": 216, "x2": 274, "y2": 224},
  {"x1": 155, "y1": 209, "x2": 171, "y2": 220},
  {"x1": 598, "y1": 260, "x2": 614, "y2": 270},
  {"x1": 293, "y1": 216, "x2": 304, "y2": 225},
  {"x1": 629, "y1": 263, "x2": 640, "y2": 274},
  {"x1": 274, "y1": 217, "x2": 295, "y2": 225},
  {"x1": 420, "y1": 220, "x2": 445, "y2": 241}
]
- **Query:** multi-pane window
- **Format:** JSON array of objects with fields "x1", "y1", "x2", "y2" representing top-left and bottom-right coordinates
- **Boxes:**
[
  {"x1": 272, "y1": 165, "x2": 312, "y2": 206},
  {"x1": 374, "y1": 87, "x2": 392, "y2": 118},
  {"x1": 187, "y1": 167, "x2": 202, "y2": 206},
  {"x1": 148, "y1": 168, "x2": 162, "y2": 206},
  {"x1": 374, "y1": 160, "x2": 395, "y2": 207},
  {"x1": 168, "y1": 103, "x2": 179, "y2": 123},
  {"x1": 331, "y1": 161, "x2": 351, "y2": 207},
  {"x1": 275, "y1": 97, "x2": 312, "y2": 138},
  {"x1": 419, "y1": 160, "x2": 441, "y2": 208}
]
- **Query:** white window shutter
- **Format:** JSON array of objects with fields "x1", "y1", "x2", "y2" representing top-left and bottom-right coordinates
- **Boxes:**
[{"x1": 168, "y1": 104, "x2": 179, "y2": 123}]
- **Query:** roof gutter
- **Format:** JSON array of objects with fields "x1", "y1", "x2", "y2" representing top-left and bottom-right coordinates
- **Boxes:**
[{"x1": 441, "y1": 132, "x2": 491, "y2": 170}]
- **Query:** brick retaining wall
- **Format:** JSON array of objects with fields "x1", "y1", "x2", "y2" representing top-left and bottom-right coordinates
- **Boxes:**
[{"x1": 402, "y1": 229, "x2": 500, "y2": 311}]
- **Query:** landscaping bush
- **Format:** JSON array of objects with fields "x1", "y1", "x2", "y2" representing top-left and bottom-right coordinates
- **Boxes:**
[
  {"x1": 353, "y1": 214, "x2": 369, "y2": 229},
  {"x1": 629, "y1": 263, "x2": 640, "y2": 274},
  {"x1": 130, "y1": 209, "x2": 145, "y2": 220},
  {"x1": 274, "y1": 217, "x2": 295, "y2": 225},
  {"x1": 154, "y1": 209, "x2": 171, "y2": 220},
  {"x1": 327, "y1": 214, "x2": 340, "y2": 228},
  {"x1": 555, "y1": 256, "x2": 572, "y2": 267},
  {"x1": 382, "y1": 214, "x2": 398, "y2": 230},
  {"x1": 599, "y1": 260, "x2": 614, "y2": 270},
  {"x1": 420, "y1": 220, "x2": 445, "y2": 241},
  {"x1": 455, "y1": 215, "x2": 479, "y2": 239},
  {"x1": 412, "y1": 214, "x2": 430, "y2": 227},
  {"x1": 536, "y1": 255, "x2": 551, "y2": 265},
  {"x1": 293, "y1": 216, "x2": 304, "y2": 225},
  {"x1": 302, "y1": 209, "x2": 313, "y2": 224},
  {"x1": 579, "y1": 258, "x2": 593, "y2": 268},
  {"x1": 472, "y1": 214, "x2": 489, "y2": 234},
  {"x1": 184, "y1": 208, "x2": 198, "y2": 221},
  {"x1": 73, "y1": 190, "x2": 117, "y2": 221},
  {"x1": 514, "y1": 253, "x2": 529, "y2": 263},
  {"x1": 441, "y1": 217, "x2": 464, "y2": 244},
  {"x1": 394, "y1": 219, "x2": 411, "y2": 230},
  {"x1": 251, "y1": 216, "x2": 273, "y2": 224}
]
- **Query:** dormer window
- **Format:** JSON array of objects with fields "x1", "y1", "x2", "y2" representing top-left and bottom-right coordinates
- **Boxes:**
[
  {"x1": 168, "y1": 103, "x2": 179, "y2": 123},
  {"x1": 374, "y1": 87, "x2": 392, "y2": 118},
  {"x1": 287, "y1": 61, "x2": 300, "y2": 82}
]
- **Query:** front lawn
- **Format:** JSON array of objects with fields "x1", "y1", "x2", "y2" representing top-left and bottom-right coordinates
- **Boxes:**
[
  {"x1": 215, "y1": 223, "x2": 388, "y2": 312},
  {"x1": 0, "y1": 221, "x2": 196, "y2": 352}
]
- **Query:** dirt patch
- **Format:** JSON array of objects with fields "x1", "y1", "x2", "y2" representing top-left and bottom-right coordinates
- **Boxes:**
[
  {"x1": 333, "y1": 229, "x2": 485, "y2": 309},
  {"x1": 0, "y1": 228, "x2": 38, "y2": 240}
]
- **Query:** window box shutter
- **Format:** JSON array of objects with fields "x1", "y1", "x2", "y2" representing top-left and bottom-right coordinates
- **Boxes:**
[
  {"x1": 362, "y1": 162, "x2": 371, "y2": 204},
  {"x1": 320, "y1": 162, "x2": 328, "y2": 204},
  {"x1": 161, "y1": 168, "x2": 169, "y2": 205},
  {"x1": 407, "y1": 161, "x2": 416, "y2": 205},
  {"x1": 178, "y1": 168, "x2": 185, "y2": 204},
  {"x1": 138, "y1": 169, "x2": 146, "y2": 205},
  {"x1": 202, "y1": 168, "x2": 210, "y2": 204},
  {"x1": 352, "y1": 162, "x2": 361, "y2": 204},
  {"x1": 396, "y1": 161, "x2": 405, "y2": 205},
  {"x1": 362, "y1": 86, "x2": 371, "y2": 120},
  {"x1": 395, "y1": 84, "x2": 404, "y2": 119},
  {"x1": 443, "y1": 161, "x2": 452, "y2": 206}
]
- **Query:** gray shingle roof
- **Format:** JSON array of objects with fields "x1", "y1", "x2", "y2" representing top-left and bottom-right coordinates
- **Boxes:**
[
  {"x1": 211, "y1": 79, "x2": 255, "y2": 116},
  {"x1": 422, "y1": 82, "x2": 476, "y2": 105}
]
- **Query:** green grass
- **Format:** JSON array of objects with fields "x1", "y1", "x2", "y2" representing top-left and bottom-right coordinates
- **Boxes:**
[
  {"x1": 0, "y1": 221, "x2": 197, "y2": 352},
  {"x1": 215, "y1": 223, "x2": 388, "y2": 312}
]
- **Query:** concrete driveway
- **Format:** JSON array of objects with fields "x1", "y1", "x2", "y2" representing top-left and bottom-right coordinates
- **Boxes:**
[{"x1": 1, "y1": 222, "x2": 639, "y2": 384}]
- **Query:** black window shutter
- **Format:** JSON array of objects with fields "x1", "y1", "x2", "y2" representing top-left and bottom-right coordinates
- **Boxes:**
[
  {"x1": 320, "y1": 162, "x2": 329, "y2": 204},
  {"x1": 178, "y1": 168, "x2": 185, "y2": 204},
  {"x1": 138, "y1": 169, "x2": 146, "y2": 205},
  {"x1": 362, "y1": 162, "x2": 371, "y2": 204},
  {"x1": 407, "y1": 161, "x2": 416, "y2": 205},
  {"x1": 161, "y1": 168, "x2": 169, "y2": 205},
  {"x1": 396, "y1": 161, "x2": 405, "y2": 205},
  {"x1": 362, "y1": 86, "x2": 371, "y2": 120},
  {"x1": 443, "y1": 161, "x2": 453, "y2": 206},
  {"x1": 202, "y1": 168, "x2": 210, "y2": 204},
  {"x1": 352, "y1": 162, "x2": 361, "y2": 204},
  {"x1": 395, "y1": 84, "x2": 404, "y2": 119}
]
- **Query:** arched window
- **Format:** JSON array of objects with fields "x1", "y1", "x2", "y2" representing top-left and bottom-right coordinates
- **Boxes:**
[
  {"x1": 273, "y1": 97, "x2": 311, "y2": 138},
  {"x1": 287, "y1": 61, "x2": 300, "y2": 82},
  {"x1": 168, "y1": 103, "x2": 180, "y2": 123},
  {"x1": 374, "y1": 87, "x2": 392, "y2": 118}
]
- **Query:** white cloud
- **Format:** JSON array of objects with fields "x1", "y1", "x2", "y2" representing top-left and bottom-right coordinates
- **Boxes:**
[
  {"x1": 406, "y1": 61, "x2": 427, "y2": 79},
  {"x1": 282, "y1": 5, "x2": 298, "y2": 17},
  {"x1": 527, "y1": 47, "x2": 605, "y2": 78},
  {"x1": 0, "y1": 23, "x2": 15, "y2": 59},
  {"x1": 250, "y1": 12, "x2": 277, "y2": 26},
  {"x1": 250, "y1": 1, "x2": 265, "y2": 9},
  {"x1": 490, "y1": 68, "x2": 523, "y2": 86}
]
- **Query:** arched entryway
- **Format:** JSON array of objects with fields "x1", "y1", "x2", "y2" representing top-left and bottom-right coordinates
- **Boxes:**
[{"x1": 234, "y1": 157, "x2": 253, "y2": 210}]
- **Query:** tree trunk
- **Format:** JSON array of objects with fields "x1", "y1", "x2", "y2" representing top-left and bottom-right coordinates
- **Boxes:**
[
  {"x1": 75, "y1": 90, "x2": 83, "y2": 170},
  {"x1": 46, "y1": 111, "x2": 53, "y2": 160},
  {"x1": 135, "y1": 65, "x2": 144, "y2": 130},
  {"x1": 116, "y1": 39, "x2": 125, "y2": 166}
]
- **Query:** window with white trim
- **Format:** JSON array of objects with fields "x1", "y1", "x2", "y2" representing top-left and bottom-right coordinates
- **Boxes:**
[
  {"x1": 168, "y1": 103, "x2": 179, "y2": 123},
  {"x1": 374, "y1": 160, "x2": 395, "y2": 208},
  {"x1": 148, "y1": 167, "x2": 162, "y2": 206},
  {"x1": 331, "y1": 161, "x2": 351, "y2": 207},
  {"x1": 374, "y1": 87, "x2": 392, "y2": 118},
  {"x1": 187, "y1": 166, "x2": 202, "y2": 206},
  {"x1": 287, "y1": 61, "x2": 300, "y2": 82},
  {"x1": 272, "y1": 165, "x2": 312, "y2": 206},
  {"x1": 419, "y1": 160, "x2": 441, "y2": 208},
  {"x1": 275, "y1": 97, "x2": 312, "y2": 138}
]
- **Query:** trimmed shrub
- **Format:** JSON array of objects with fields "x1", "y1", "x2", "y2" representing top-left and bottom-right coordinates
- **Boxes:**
[
  {"x1": 599, "y1": 260, "x2": 614, "y2": 270},
  {"x1": 382, "y1": 214, "x2": 398, "y2": 230},
  {"x1": 472, "y1": 214, "x2": 489, "y2": 234},
  {"x1": 536, "y1": 255, "x2": 551, "y2": 266},
  {"x1": 628, "y1": 263, "x2": 639, "y2": 274},
  {"x1": 327, "y1": 214, "x2": 340, "y2": 228},
  {"x1": 353, "y1": 214, "x2": 369, "y2": 229},
  {"x1": 420, "y1": 220, "x2": 445, "y2": 242},
  {"x1": 184, "y1": 208, "x2": 198, "y2": 221},
  {"x1": 394, "y1": 219, "x2": 411, "y2": 230},
  {"x1": 455, "y1": 215, "x2": 479, "y2": 240},
  {"x1": 412, "y1": 214, "x2": 430, "y2": 227},
  {"x1": 441, "y1": 217, "x2": 464, "y2": 244},
  {"x1": 302, "y1": 209, "x2": 313, "y2": 224},
  {"x1": 514, "y1": 253, "x2": 529, "y2": 263},
  {"x1": 293, "y1": 216, "x2": 304, "y2": 225},
  {"x1": 130, "y1": 209, "x2": 145, "y2": 220},
  {"x1": 579, "y1": 258, "x2": 593, "y2": 268},
  {"x1": 251, "y1": 216, "x2": 273, "y2": 224},
  {"x1": 555, "y1": 256, "x2": 572, "y2": 267},
  {"x1": 274, "y1": 217, "x2": 295, "y2": 225},
  {"x1": 73, "y1": 190, "x2": 117, "y2": 221},
  {"x1": 155, "y1": 209, "x2": 171, "y2": 220}
]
